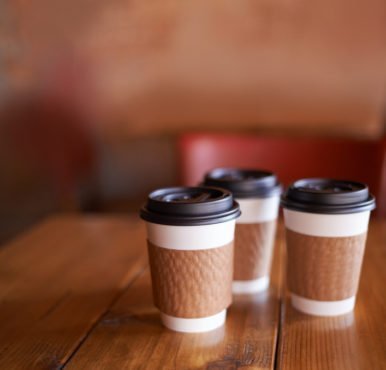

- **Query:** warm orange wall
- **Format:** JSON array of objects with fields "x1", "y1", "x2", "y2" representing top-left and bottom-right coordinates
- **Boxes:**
[{"x1": 2, "y1": 0, "x2": 386, "y2": 139}]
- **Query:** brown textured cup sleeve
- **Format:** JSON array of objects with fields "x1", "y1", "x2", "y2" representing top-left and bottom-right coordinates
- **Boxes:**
[
  {"x1": 233, "y1": 221, "x2": 276, "y2": 281},
  {"x1": 147, "y1": 241, "x2": 233, "y2": 318},
  {"x1": 285, "y1": 228, "x2": 367, "y2": 301}
]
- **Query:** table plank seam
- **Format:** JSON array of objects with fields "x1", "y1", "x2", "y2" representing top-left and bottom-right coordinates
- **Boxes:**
[
  {"x1": 274, "y1": 295, "x2": 287, "y2": 369},
  {"x1": 38, "y1": 291, "x2": 71, "y2": 321},
  {"x1": 274, "y1": 240, "x2": 286, "y2": 370},
  {"x1": 61, "y1": 264, "x2": 148, "y2": 369}
]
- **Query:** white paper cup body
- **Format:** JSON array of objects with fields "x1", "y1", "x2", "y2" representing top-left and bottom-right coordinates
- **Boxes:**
[
  {"x1": 146, "y1": 220, "x2": 236, "y2": 332},
  {"x1": 232, "y1": 196, "x2": 280, "y2": 294},
  {"x1": 284, "y1": 209, "x2": 370, "y2": 316}
]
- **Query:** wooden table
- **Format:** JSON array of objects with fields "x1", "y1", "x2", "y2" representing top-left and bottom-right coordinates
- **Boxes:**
[{"x1": 0, "y1": 215, "x2": 384, "y2": 369}]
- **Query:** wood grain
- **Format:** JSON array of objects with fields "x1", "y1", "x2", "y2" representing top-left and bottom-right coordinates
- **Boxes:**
[
  {"x1": 277, "y1": 219, "x2": 386, "y2": 370},
  {"x1": 65, "y1": 224, "x2": 285, "y2": 369},
  {"x1": 1, "y1": 215, "x2": 385, "y2": 369},
  {"x1": 0, "y1": 215, "x2": 147, "y2": 369}
]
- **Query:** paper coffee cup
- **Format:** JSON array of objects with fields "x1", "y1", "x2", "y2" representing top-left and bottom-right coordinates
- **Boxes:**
[
  {"x1": 140, "y1": 186, "x2": 240, "y2": 332},
  {"x1": 281, "y1": 179, "x2": 376, "y2": 316},
  {"x1": 203, "y1": 168, "x2": 282, "y2": 294}
]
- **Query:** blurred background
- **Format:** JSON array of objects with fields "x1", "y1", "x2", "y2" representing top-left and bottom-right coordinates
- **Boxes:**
[{"x1": 1, "y1": 0, "x2": 386, "y2": 244}]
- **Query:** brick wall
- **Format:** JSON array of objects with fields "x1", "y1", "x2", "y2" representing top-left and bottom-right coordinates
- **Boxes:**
[{"x1": 2, "y1": 0, "x2": 386, "y2": 138}]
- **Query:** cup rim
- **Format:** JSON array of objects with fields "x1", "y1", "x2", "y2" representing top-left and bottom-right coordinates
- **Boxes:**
[
  {"x1": 281, "y1": 178, "x2": 376, "y2": 214},
  {"x1": 203, "y1": 167, "x2": 282, "y2": 198},
  {"x1": 140, "y1": 186, "x2": 241, "y2": 226}
]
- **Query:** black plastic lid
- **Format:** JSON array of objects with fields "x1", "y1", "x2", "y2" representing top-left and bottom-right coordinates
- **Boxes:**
[
  {"x1": 140, "y1": 186, "x2": 241, "y2": 226},
  {"x1": 281, "y1": 178, "x2": 376, "y2": 214},
  {"x1": 203, "y1": 168, "x2": 282, "y2": 198}
]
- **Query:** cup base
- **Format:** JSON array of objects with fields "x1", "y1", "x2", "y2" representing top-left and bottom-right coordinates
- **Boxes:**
[
  {"x1": 160, "y1": 309, "x2": 226, "y2": 333},
  {"x1": 290, "y1": 293, "x2": 355, "y2": 316},
  {"x1": 232, "y1": 276, "x2": 270, "y2": 294}
]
